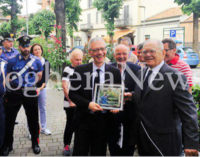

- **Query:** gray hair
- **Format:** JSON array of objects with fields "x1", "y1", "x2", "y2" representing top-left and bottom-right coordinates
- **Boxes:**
[
  {"x1": 120, "y1": 37, "x2": 132, "y2": 46},
  {"x1": 143, "y1": 39, "x2": 164, "y2": 51},
  {"x1": 88, "y1": 37, "x2": 106, "y2": 50},
  {"x1": 69, "y1": 48, "x2": 83, "y2": 60},
  {"x1": 114, "y1": 44, "x2": 129, "y2": 54}
]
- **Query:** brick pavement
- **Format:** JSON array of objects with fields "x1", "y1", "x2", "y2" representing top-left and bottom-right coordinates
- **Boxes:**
[{"x1": 9, "y1": 87, "x2": 67, "y2": 156}]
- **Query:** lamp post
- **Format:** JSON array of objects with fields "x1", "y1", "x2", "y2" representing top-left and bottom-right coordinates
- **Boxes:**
[
  {"x1": 139, "y1": 5, "x2": 146, "y2": 41},
  {"x1": 26, "y1": 0, "x2": 29, "y2": 35}
]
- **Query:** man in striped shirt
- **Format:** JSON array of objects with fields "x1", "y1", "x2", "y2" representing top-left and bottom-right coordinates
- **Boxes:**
[{"x1": 162, "y1": 38, "x2": 193, "y2": 93}]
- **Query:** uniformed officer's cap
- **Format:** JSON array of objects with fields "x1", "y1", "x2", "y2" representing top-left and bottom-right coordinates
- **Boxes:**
[
  {"x1": 17, "y1": 35, "x2": 33, "y2": 48},
  {"x1": 2, "y1": 33, "x2": 14, "y2": 42}
]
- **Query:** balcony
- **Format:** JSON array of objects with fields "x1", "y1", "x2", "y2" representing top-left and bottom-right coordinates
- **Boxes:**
[
  {"x1": 115, "y1": 18, "x2": 132, "y2": 28},
  {"x1": 80, "y1": 23, "x2": 93, "y2": 31},
  {"x1": 37, "y1": 0, "x2": 42, "y2": 5}
]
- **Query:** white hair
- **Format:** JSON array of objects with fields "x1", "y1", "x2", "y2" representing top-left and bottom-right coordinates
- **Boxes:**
[
  {"x1": 88, "y1": 37, "x2": 106, "y2": 50},
  {"x1": 69, "y1": 48, "x2": 83, "y2": 60},
  {"x1": 114, "y1": 44, "x2": 129, "y2": 54},
  {"x1": 143, "y1": 39, "x2": 164, "y2": 51}
]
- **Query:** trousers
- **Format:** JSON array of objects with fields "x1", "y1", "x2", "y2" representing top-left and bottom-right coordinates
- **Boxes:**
[
  {"x1": 3, "y1": 91, "x2": 39, "y2": 148},
  {"x1": 38, "y1": 88, "x2": 47, "y2": 129}
]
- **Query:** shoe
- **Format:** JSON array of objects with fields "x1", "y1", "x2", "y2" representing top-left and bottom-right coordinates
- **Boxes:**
[
  {"x1": 41, "y1": 129, "x2": 51, "y2": 135},
  {"x1": 63, "y1": 145, "x2": 70, "y2": 156},
  {"x1": 32, "y1": 144, "x2": 41, "y2": 154},
  {"x1": 2, "y1": 146, "x2": 13, "y2": 156}
]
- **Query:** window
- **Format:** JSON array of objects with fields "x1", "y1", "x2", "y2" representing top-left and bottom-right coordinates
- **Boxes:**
[
  {"x1": 96, "y1": 12, "x2": 98, "y2": 24},
  {"x1": 145, "y1": 35, "x2": 150, "y2": 40},
  {"x1": 101, "y1": 13, "x2": 104, "y2": 23},
  {"x1": 124, "y1": 5, "x2": 129, "y2": 19},
  {"x1": 88, "y1": 0, "x2": 92, "y2": 8},
  {"x1": 87, "y1": 13, "x2": 91, "y2": 24},
  {"x1": 74, "y1": 37, "x2": 81, "y2": 46}
]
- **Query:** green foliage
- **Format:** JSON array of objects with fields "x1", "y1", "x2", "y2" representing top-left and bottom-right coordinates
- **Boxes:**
[
  {"x1": 93, "y1": 0, "x2": 123, "y2": 39},
  {"x1": 0, "y1": 0, "x2": 22, "y2": 35},
  {"x1": 31, "y1": 33, "x2": 69, "y2": 74},
  {"x1": 65, "y1": 0, "x2": 82, "y2": 38},
  {"x1": 174, "y1": 0, "x2": 200, "y2": 15},
  {"x1": 30, "y1": 10, "x2": 55, "y2": 39},
  {"x1": 0, "y1": 18, "x2": 26, "y2": 37},
  {"x1": 192, "y1": 84, "x2": 200, "y2": 128},
  {"x1": 0, "y1": 0, "x2": 22, "y2": 16},
  {"x1": 0, "y1": 22, "x2": 11, "y2": 35}
]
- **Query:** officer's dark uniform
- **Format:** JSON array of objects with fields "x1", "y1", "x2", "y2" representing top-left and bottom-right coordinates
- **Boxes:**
[
  {"x1": 0, "y1": 38, "x2": 6, "y2": 151},
  {"x1": 0, "y1": 33, "x2": 19, "y2": 62},
  {"x1": 2, "y1": 36, "x2": 43, "y2": 155}
]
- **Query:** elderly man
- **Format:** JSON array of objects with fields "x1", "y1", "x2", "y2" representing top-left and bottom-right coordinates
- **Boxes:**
[
  {"x1": 0, "y1": 33, "x2": 19, "y2": 61},
  {"x1": 133, "y1": 39, "x2": 199, "y2": 156},
  {"x1": 62, "y1": 49, "x2": 83, "y2": 156},
  {"x1": 120, "y1": 37, "x2": 138, "y2": 64},
  {"x1": 162, "y1": 38, "x2": 193, "y2": 93},
  {"x1": 109, "y1": 44, "x2": 140, "y2": 156},
  {"x1": 69, "y1": 37, "x2": 121, "y2": 156}
]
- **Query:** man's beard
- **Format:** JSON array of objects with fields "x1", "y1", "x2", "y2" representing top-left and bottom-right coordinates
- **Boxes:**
[{"x1": 21, "y1": 50, "x2": 30, "y2": 56}]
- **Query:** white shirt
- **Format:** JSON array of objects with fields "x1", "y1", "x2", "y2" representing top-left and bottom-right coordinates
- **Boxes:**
[
  {"x1": 92, "y1": 62, "x2": 105, "y2": 86},
  {"x1": 146, "y1": 61, "x2": 164, "y2": 85}
]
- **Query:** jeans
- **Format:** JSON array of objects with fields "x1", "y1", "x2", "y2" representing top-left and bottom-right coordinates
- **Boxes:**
[{"x1": 38, "y1": 88, "x2": 47, "y2": 130}]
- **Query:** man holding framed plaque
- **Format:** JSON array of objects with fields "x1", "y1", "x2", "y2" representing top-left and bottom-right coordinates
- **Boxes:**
[{"x1": 69, "y1": 37, "x2": 121, "y2": 156}]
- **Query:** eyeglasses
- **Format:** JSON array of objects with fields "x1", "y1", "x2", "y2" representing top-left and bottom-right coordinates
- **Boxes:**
[
  {"x1": 164, "y1": 49, "x2": 173, "y2": 52},
  {"x1": 90, "y1": 47, "x2": 106, "y2": 53},
  {"x1": 142, "y1": 50, "x2": 156, "y2": 55}
]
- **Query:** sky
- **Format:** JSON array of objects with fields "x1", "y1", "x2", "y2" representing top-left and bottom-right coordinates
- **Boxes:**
[{"x1": 20, "y1": 0, "x2": 41, "y2": 15}]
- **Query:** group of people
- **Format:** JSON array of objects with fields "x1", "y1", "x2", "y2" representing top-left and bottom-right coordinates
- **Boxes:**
[
  {"x1": 0, "y1": 32, "x2": 199, "y2": 156},
  {"x1": 61, "y1": 37, "x2": 199, "y2": 156},
  {"x1": 0, "y1": 33, "x2": 51, "y2": 156}
]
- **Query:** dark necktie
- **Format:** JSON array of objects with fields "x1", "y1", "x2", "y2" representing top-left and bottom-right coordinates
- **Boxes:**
[
  {"x1": 142, "y1": 68, "x2": 152, "y2": 96},
  {"x1": 93, "y1": 69, "x2": 100, "y2": 98}
]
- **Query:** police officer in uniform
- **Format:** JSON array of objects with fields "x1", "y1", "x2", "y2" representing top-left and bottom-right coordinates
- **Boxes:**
[
  {"x1": 0, "y1": 33, "x2": 19, "y2": 62},
  {"x1": 2, "y1": 36, "x2": 43, "y2": 155},
  {"x1": 0, "y1": 37, "x2": 6, "y2": 154}
]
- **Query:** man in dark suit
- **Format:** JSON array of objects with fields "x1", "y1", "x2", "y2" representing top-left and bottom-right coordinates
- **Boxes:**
[
  {"x1": 69, "y1": 37, "x2": 121, "y2": 156},
  {"x1": 109, "y1": 44, "x2": 140, "y2": 156},
  {"x1": 133, "y1": 39, "x2": 199, "y2": 156}
]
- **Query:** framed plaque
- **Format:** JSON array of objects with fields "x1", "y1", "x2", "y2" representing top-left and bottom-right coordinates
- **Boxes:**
[{"x1": 94, "y1": 84, "x2": 124, "y2": 110}]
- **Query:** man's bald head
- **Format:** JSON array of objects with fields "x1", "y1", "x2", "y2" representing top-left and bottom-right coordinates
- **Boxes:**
[
  {"x1": 142, "y1": 39, "x2": 165, "y2": 68},
  {"x1": 114, "y1": 44, "x2": 129, "y2": 64},
  {"x1": 70, "y1": 48, "x2": 83, "y2": 67}
]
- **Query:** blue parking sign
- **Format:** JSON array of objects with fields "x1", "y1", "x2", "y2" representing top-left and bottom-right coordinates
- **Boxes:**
[{"x1": 170, "y1": 30, "x2": 176, "y2": 37}]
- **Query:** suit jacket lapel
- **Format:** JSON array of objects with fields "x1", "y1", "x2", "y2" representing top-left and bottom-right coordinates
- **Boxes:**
[
  {"x1": 143, "y1": 64, "x2": 166, "y2": 98},
  {"x1": 105, "y1": 63, "x2": 111, "y2": 84}
]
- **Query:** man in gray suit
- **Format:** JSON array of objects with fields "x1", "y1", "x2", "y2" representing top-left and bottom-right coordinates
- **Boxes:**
[{"x1": 133, "y1": 39, "x2": 199, "y2": 156}]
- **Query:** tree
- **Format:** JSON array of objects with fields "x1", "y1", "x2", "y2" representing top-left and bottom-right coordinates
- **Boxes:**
[
  {"x1": 65, "y1": 0, "x2": 81, "y2": 48},
  {"x1": 30, "y1": 10, "x2": 55, "y2": 39},
  {"x1": 0, "y1": 22, "x2": 11, "y2": 35},
  {"x1": 0, "y1": 18, "x2": 26, "y2": 37},
  {"x1": 0, "y1": 0, "x2": 22, "y2": 35},
  {"x1": 54, "y1": 0, "x2": 66, "y2": 50},
  {"x1": 174, "y1": 0, "x2": 200, "y2": 54},
  {"x1": 93, "y1": 0, "x2": 123, "y2": 45}
]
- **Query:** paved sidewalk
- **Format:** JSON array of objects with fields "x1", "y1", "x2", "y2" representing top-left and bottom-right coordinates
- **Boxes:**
[{"x1": 9, "y1": 87, "x2": 67, "y2": 156}]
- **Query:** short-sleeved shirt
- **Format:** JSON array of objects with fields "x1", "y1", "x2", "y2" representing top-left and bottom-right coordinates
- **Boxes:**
[
  {"x1": 36, "y1": 57, "x2": 50, "y2": 88},
  {"x1": 168, "y1": 54, "x2": 193, "y2": 87},
  {"x1": 0, "y1": 47, "x2": 19, "y2": 62},
  {"x1": 7, "y1": 54, "x2": 43, "y2": 88},
  {"x1": 62, "y1": 65, "x2": 75, "y2": 108}
]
